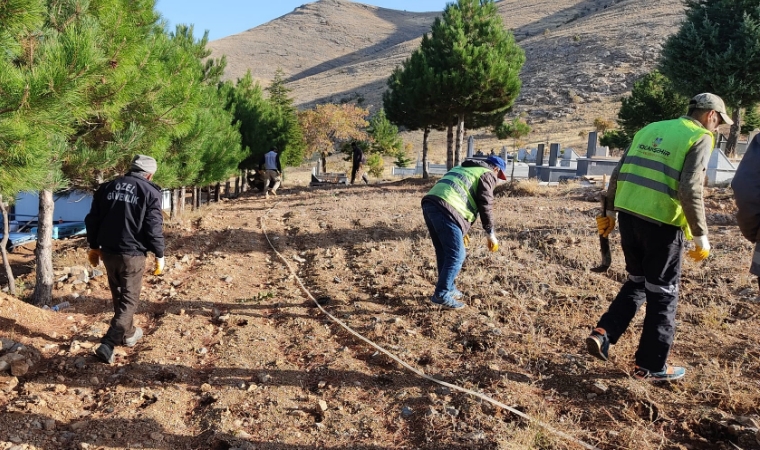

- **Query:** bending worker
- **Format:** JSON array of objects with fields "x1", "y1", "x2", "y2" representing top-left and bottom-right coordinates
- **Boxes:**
[
  {"x1": 421, "y1": 155, "x2": 507, "y2": 309},
  {"x1": 588, "y1": 93, "x2": 731, "y2": 381}
]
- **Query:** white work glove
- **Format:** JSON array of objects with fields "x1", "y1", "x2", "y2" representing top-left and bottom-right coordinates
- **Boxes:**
[
  {"x1": 687, "y1": 235, "x2": 710, "y2": 262},
  {"x1": 154, "y1": 257, "x2": 165, "y2": 275},
  {"x1": 486, "y1": 232, "x2": 499, "y2": 252}
]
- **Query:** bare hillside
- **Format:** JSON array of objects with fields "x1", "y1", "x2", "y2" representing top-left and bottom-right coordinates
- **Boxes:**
[{"x1": 208, "y1": 0, "x2": 686, "y2": 155}]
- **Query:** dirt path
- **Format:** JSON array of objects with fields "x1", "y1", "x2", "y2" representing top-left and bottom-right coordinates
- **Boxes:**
[{"x1": 1, "y1": 181, "x2": 759, "y2": 450}]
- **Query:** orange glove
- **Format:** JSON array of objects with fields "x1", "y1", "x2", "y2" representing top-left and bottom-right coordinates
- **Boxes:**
[
  {"x1": 463, "y1": 234, "x2": 470, "y2": 248},
  {"x1": 486, "y1": 233, "x2": 499, "y2": 252},
  {"x1": 154, "y1": 257, "x2": 165, "y2": 275},
  {"x1": 88, "y1": 249, "x2": 101, "y2": 267},
  {"x1": 687, "y1": 236, "x2": 710, "y2": 262},
  {"x1": 596, "y1": 211, "x2": 616, "y2": 238}
]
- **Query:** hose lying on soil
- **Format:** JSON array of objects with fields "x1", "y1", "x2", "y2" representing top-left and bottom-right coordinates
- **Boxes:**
[{"x1": 260, "y1": 205, "x2": 601, "y2": 450}]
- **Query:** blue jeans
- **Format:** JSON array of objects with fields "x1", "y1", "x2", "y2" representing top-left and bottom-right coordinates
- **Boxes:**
[{"x1": 422, "y1": 203, "x2": 466, "y2": 301}]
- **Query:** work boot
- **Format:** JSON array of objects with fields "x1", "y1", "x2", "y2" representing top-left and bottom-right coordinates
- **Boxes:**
[
  {"x1": 95, "y1": 343, "x2": 114, "y2": 364},
  {"x1": 633, "y1": 365, "x2": 686, "y2": 382},
  {"x1": 586, "y1": 328, "x2": 610, "y2": 361},
  {"x1": 123, "y1": 327, "x2": 143, "y2": 348}
]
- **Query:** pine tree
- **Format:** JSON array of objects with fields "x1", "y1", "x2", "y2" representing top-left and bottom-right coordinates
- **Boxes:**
[
  {"x1": 420, "y1": 0, "x2": 525, "y2": 168},
  {"x1": 660, "y1": 0, "x2": 760, "y2": 155}
]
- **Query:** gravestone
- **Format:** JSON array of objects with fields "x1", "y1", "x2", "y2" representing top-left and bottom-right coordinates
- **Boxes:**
[
  {"x1": 586, "y1": 131, "x2": 598, "y2": 158},
  {"x1": 548, "y1": 143, "x2": 560, "y2": 167},
  {"x1": 536, "y1": 144, "x2": 546, "y2": 165},
  {"x1": 467, "y1": 136, "x2": 475, "y2": 158}
]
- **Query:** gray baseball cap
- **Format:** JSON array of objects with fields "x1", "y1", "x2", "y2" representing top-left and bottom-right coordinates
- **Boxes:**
[
  {"x1": 690, "y1": 93, "x2": 734, "y2": 125},
  {"x1": 130, "y1": 154, "x2": 157, "y2": 174}
]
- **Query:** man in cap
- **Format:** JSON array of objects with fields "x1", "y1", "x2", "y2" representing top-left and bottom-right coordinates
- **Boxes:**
[
  {"x1": 85, "y1": 154, "x2": 166, "y2": 364},
  {"x1": 421, "y1": 155, "x2": 506, "y2": 309},
  {"x1": 588, "y1": 93, "x2": 731, "y2": 381}
]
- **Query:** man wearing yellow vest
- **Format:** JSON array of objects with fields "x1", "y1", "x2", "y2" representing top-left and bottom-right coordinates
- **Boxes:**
[
  {"x1": 586, "y1": 93, "x2": 732, "y2": 381},
  {"x1": 421, "y1": 155, "x2": 507, "y2": 309}
]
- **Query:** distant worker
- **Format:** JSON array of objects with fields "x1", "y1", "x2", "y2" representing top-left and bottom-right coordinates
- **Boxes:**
[
  {"x1": 588, "y1": 93, "x2": 732, "y2": 381},
  {"x1": 261, "y1": 147, "x2": 282, "y2": 198},
  {"x1": 421, "y1": 155, "x2": 507, "y2": 309},
  {"x1": 351, "y1": 142, "x2": 369, "y2": 185},
  {"x1": 475, "y1": 149, "x2": 485, "y2": 156},
  {"x1": 731, "y1": 132, "x2": 760, "y2": 297},
  {"x1": 85, "y1": 155, "x2": 166, "y2": 364}
]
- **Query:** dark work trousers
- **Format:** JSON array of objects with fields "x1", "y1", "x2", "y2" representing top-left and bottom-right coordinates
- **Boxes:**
[
  {"x1": 596, "y1": 212, "x2": 684, "y2": 372},
  {"x1": 101, "y1": 253, "x2": 146, "y2": 348}
]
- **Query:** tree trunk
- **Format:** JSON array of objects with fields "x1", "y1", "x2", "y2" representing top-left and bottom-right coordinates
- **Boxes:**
[
  {"x1": 725, "y1": 108, "x2": 742, "y2": 157},
  {"x1": 225, "y1": 181, "x2": 231, "y2": 198},
  {"x1": 214, "y1": 183, "x2": 221, "y2": 202},
  {"x1": 0, "y1": 196, "x2": 16, "y2": 296},
  {"x1": 234, "y1": 177, "x2": 240, "y2": 196},
  {"x1": 196, "y1": 186, "x2": 201, "y2": 209},
  {"x1": 32, "y1": 189, "x2": 54, "y2": 305},
  {"x1": 241, "y1": 170, "x2": 248, "y2": 193},
  {"x1": 170, "y1": 189, "x2": 176, "y2": 220},
  {"x1": 179, "y1": 187, "x2": 186, "y2": 216},
  {"x1": 191, "y1": 187, "x2": 197, "y2": 211},
  {"x1": 321, "y1": 153, "x2": 328, "y2": 173},
  {"x1": 422, "y1": 127, "x2": 430, "y2": 179},
  {"x1": 455, "y1": 114, "x2": 465, "y2": 167},
  {"x1": 446, "y1": 124, "x2": 454, "y2": 170}
]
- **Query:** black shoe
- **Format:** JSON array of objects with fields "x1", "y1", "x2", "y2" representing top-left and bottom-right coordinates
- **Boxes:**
[
  {"x1": 586, "y1": 328, "x2": 610, "y2": 361},
  {"x1": 95, "y1": 343, "x2": 114, "y2": 364}
]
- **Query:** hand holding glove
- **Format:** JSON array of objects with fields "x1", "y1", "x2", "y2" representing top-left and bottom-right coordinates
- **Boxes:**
[
  {"x1": 154, "y1": 257, "x2": 165, "y2": 275},
  {"x1": 486, "y1": 232, "x2": 499, "y2": 252},
  {"x1": 687, "y1": 235, "x2": 710, "y2": 262},
  {"x1": 596, "y1": 210, "x2": 617, "y2": 238},
  {"x1": 87, "y1": 249, "x2": 101, "y2": 267},
  {"x1": 463, "y1": 234, "x2": 470, "y2": 248}
]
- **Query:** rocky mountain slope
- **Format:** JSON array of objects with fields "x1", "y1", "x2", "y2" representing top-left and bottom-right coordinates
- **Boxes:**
[{"x1": 208, "y1": 0, "x2": 686, "y2": 153}]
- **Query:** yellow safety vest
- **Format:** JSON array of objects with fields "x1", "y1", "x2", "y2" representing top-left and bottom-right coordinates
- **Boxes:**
[
  {"x1": 615, "y1": 117, "x2": 713, "y2": 239},
  {"x1": 427, "y1": 166, "x2": 489, "y2": 223}
]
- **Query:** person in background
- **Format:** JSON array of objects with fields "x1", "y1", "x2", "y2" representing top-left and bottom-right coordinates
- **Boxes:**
[
  {"x1": 588, "y1": 93, "x2": 731, "y2": 381},
  {"x1": 85, "y1": 155, "x2": 166, "y2": 364},
  {"x1": 732, "y1": 133, "x2": 760, "y2": 297},
  {"x1": 261, "y1": 146, "x2": 282, "y2": 198},
  {"x1": 421, "y1": 155, "x2": 507, "y2": 309},
  {"x1": 351, "y1": 142, "x2": 369, "y2": 185}
]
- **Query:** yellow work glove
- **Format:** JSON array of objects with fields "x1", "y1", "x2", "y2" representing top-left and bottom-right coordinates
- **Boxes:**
[
  {"x1": 687, "y1": 235, "x2": 710, "y2": 262},
  {"x1": 596, "y1": 211, "x2": 616, "y2": 238},
  {"x1": 87, "y1": 249, "x2": 101, "y2": 267},
  {"x1": 486, "y1": 233, "x2": 499, "y2": 252},
  {"x1": 154, "y1": 257, "x2": 165, "y2": 275},
  {"x1": 463, "y1": 234, "x2": 470, "y2": 248}
]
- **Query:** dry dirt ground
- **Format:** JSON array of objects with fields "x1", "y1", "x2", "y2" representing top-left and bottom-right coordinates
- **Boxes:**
[{"x1": 1, "y1": 178, "x2": 759, "y2": 450}]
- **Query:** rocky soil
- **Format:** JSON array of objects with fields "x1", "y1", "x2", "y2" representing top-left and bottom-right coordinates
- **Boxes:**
[{"x1": 1, "y1": 180, "x2": 759, "y2": 450}]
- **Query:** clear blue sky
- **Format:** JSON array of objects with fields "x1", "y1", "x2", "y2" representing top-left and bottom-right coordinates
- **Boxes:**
[{"x1": 155, "y1": 1, "x2": 450, "y2": 41}]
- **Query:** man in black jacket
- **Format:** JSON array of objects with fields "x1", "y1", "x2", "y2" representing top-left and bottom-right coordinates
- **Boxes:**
[
  {"x1": 85, "y1": 155, "x2": 166, "y2": 364},
  {"x1": 351, "y1": 142, "x2": 369, "y2": 185}
]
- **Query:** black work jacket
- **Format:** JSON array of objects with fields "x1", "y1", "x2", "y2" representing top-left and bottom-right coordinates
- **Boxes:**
[{"x1": 85, "y1": 172, "x2": 165, "y2": 258}]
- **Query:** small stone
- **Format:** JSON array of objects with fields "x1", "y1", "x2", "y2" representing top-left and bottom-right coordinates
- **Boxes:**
[
  {"x1": 224, "y1": 277, "x2": 233, "y2": 284},
  {"x1": 257, "y1": 373, "x2": 271, "y2": 383},
  {"x1": 463, "y1": 430, "x2": 486, "y2": 441},
  {"x1": 0, "y1": 361, "x2": 9, "y2": 373},
  {"x1": 54, "y1": 384, "x2": 67, "y2": 393},
  {"x1": 149, "y1": 432, "x2": 164, "y2": 442},
  {"x1": 318, "y1": 400, "x2": 328, "y2": 411},
  {"x1": 70, "y1": 421, "x2": 87, "y2": 431},
  {"x1": 197, "y1": 347, "x2": 208, "y2": 355},
  {"x1": 10, "y1": 360, "x2": 28, "y2": 377},
  {"x1": 445, "y1": 406, "x2": 459, "y2": 417},
  {"x1": 43, "y1": 419, "x2": 56, "y2": 430},
  {"x1": 587, "y1": 393, "x2": 597, "y2": 400},
  {"x1": 590, "y1": 382, "x2": 609, "y2": 395},
  {"x1": 200, "y1": 383, "x2": 212, "y2": 392},
  {"x1": 400, "y1": 406, "x2": 413, "y2": 418},
  {"x1": 89, "y1": 377, "x2": 99, "y2": 385}
]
